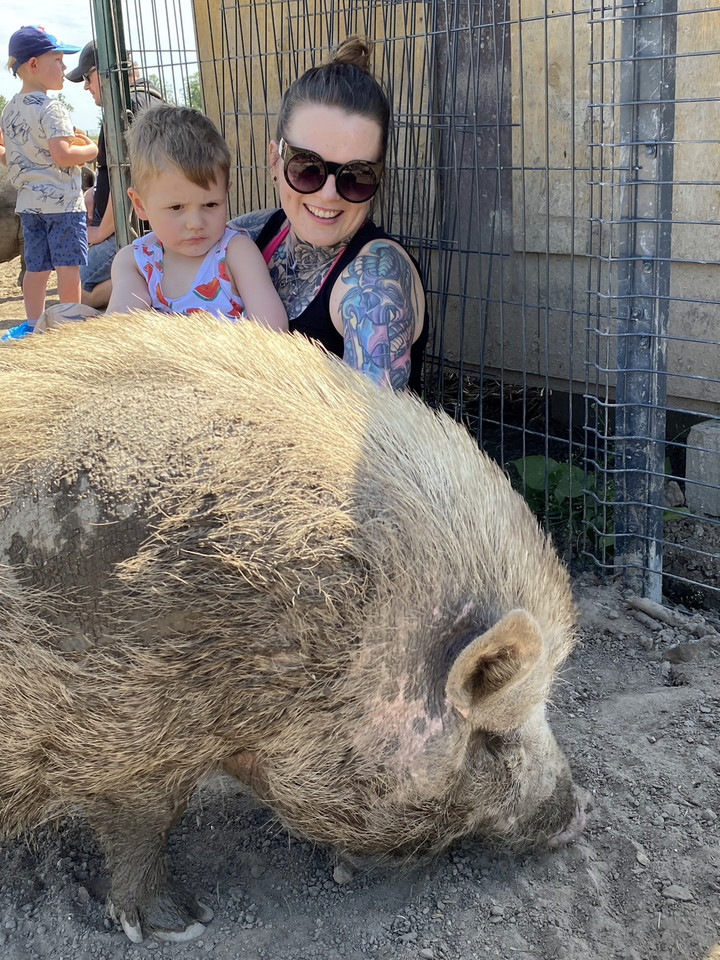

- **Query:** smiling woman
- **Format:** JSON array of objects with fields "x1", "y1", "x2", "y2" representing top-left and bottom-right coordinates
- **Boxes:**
[{"x1": 229, "y1": 34, "x2": 428, "y2": 393}]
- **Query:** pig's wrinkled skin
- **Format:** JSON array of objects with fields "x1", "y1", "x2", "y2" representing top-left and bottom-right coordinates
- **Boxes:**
[{"x1": 0, "y1": 312, "x2": 589, "y2": 944}]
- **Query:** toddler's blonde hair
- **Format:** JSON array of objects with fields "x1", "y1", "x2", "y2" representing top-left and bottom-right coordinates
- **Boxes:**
[{"x1": 126, "y1": 103, "x2": 231, "y2": 193}]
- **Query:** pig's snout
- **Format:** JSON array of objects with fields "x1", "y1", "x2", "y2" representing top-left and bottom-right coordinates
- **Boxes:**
[{"x1": 548, "y1": 786, "x2": 593, "y2": 848}]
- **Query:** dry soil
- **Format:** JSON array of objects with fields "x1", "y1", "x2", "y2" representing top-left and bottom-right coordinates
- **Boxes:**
[{"x1": 0, "y1": 256, "x2": 30, "y2": 328}]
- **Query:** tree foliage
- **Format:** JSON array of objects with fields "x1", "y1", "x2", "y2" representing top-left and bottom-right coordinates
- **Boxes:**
[
  {"x1": 142, "y1": 71, "x2": 202, "y2": 110},
  {"x1": 147, "y1": 73, "x2": 174, "y2": 104},
  {"x1": 185, "y1": 72, "x2": 203, "y2": 110},
  {"x1": 51, "y1": 92, "x2": 74, "y2": 114}
]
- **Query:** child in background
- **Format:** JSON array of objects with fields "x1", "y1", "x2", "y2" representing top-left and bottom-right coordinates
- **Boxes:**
[
  {"x1": 1, "y1": 25, "x2": 98, "y2": 336},
  {"x1": 107, "y1": 103, "x2": 287, "y2": 332}
]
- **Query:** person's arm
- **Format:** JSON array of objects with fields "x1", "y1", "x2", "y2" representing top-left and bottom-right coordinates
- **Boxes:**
[
  {"x1": 227, "y1": 209, "x2": 276, "y2": 243},
  {"x1": 225, "y1": 233, "x2": 288, "y2": 333},
  {"x1": 0, "y1": 128, "x2": 6, "y2": 167},
  {"x1": 106, "y1": 243, "x2": 153, "y2": 314},
  {"x1": 84, "y1": 185, "x2": 95, "y2": 219},
  {"x1": 48, "y1": 134, "x2": 98, "y2": 168},
  {"x1": 88, "y1": 191, "x2": 116, "y2": 246},
  {"x1": 330, "y1": 239, "x2": 425, "y2": 391}
]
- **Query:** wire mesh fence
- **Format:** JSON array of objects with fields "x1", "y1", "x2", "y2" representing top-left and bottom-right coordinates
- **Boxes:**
[
  {"x1": 585, "y1": 0, "x2": 720, "y2": 610},
  {"x1": 92, "y1": 0, "x2": 720, "y2": 613}
]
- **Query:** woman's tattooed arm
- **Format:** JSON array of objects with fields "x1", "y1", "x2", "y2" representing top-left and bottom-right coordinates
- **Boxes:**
[
  {"x1": 227, "y1": 209, "x2": 276, "y2": 242},
  {"x1": 337, "y1": 241, "x2": 419, "y2": 390}
]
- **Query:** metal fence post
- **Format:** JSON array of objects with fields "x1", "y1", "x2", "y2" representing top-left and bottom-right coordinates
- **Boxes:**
[
  {"x1": 614, "y1": 0, "x2": 676, "y2": 601},
  {"x1": 92, "y1": 0, "x2": 135, "y2": 250}
]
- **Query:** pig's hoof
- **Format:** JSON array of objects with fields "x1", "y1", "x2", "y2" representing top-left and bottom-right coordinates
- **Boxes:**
[
  {"x1": 108, "y1": 884, "x2": 214, "y2": 943},
  {"x1": 153, "y1": 909, "x2": 213, "y2": 944}
]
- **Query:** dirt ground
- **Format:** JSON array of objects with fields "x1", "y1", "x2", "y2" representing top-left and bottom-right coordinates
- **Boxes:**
[
  {"x1": 0, "y1": 257, "x2": 719, "y2": 960},
  {"x1": 0, "y1": 256, "x2": 31, "y2": 327}
]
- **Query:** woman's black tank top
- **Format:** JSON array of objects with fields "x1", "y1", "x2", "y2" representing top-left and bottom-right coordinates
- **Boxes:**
[{"x1": 254, "y1": 209, "x2": 428, "y2": 394}]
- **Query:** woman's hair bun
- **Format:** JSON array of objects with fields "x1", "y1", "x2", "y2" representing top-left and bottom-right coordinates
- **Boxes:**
[
  {"x1": 328, "y1": 35, "x2": 374, "y2": 75},
  {"x1": 276, "y1": 33, "x2": 390, "y2": 157}
]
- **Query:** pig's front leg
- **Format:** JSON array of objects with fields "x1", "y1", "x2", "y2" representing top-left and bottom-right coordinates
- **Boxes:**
[{"x1": 89, "y1": 793, "x2": 214, "y2": 943}]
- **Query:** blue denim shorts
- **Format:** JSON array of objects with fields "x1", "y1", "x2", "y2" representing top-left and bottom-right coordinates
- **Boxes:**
[
  {"x1": 80, "y1": 235, "x2": 117, "y2": 291},
  {"x1": 20, "y1": 211, "x2": 88, "y2": 272}
]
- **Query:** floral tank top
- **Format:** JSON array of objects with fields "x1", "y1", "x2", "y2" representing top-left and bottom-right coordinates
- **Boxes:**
[{"x1": 132, "y1": 226, "x2": 246, "y2": 318}]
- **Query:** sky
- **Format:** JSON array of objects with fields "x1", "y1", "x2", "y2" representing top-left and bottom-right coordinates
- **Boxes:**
[{"x1": 0, "y1": 1, "x2": 197, "y2": 136}]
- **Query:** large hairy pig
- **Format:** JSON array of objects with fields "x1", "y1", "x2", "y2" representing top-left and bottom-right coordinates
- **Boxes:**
[{"x1": 0, "y1": 312, "x2": 587, "y2": 944}]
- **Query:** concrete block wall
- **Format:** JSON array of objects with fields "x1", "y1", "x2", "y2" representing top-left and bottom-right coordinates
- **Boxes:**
[{"x1": 686, "y1": 420, "x2": 720, "y2": 517}]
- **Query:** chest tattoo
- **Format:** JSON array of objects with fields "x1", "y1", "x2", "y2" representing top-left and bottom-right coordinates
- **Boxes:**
[{"x1": 269, "y1": 233, "x2": 347, "y2": 320}]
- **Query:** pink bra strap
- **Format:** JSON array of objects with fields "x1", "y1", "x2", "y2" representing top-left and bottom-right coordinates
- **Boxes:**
[{"x1": 261, "y1": 223, "x2": 290, "y2": 264}]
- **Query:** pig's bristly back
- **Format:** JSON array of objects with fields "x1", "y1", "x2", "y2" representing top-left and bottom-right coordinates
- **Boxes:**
[{"x1": 0, "y1": 310, "x2": 575, "y2": 666}]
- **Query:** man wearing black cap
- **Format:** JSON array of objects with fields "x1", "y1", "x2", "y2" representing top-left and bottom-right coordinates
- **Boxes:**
[{"x1": 66, "y1": 41, "x2": 165, "y2": 308}]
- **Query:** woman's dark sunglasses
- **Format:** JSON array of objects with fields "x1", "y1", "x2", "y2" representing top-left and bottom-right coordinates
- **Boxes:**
[{"x1": 279, "y1": 138, "x2": 383, "y2": 204}]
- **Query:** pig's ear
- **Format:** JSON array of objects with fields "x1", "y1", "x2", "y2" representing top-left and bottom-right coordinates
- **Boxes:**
[{"x1": 445, "y1": 609, "x2": 543, "y2": 731}]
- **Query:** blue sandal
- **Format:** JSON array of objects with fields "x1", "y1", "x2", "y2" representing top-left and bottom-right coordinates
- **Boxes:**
[{"x1": 0, "y1": 321, "x2": 36, "y2": 341}]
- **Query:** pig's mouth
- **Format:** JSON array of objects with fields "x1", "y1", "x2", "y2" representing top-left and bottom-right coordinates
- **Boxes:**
[
  {"x1": 547, "y1": 786, "x2": 593, "y2": 848},
  {"x1": 336, "y1": 783, "x2": 593, "y2": 866},
  {"x1": 505, "y1": 778, "x2": 593, "y2": 851}
]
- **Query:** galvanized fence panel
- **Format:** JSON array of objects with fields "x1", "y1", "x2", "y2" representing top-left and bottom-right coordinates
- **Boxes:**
[
  {"x1": 586, "y1": 0, "x2": 720, "y2": 610},
  {"x1": 93, "y1": 0, "x2": 720, "y2": 613}
]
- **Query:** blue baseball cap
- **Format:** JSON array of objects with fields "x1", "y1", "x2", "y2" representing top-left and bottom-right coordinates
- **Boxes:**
[{"x1": 8, "y1": 25, "x2": 81, "y2": 76}]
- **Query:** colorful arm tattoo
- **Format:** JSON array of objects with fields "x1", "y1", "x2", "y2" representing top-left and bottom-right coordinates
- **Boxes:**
[{"x1": 338, "y1": 240, "x2": 418, "y2": 391}]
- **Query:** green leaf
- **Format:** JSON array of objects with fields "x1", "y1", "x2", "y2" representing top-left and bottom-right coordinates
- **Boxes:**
[
  {"x1": 510, "y1": 456, "x2": 559, "y2": 492},
  {"x1": 663, "y1": 507, "x2": 690, "y2": 522},
  {"x1": 553, "y1": 465, "x2": 585, "y2": 504}
]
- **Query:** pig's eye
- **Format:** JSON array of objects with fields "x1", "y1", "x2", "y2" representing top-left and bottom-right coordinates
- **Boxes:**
[
  {"x1": 469, "y1": 730, "x2": 521, "y2": 766},
  {"x1": 467, "y1": 730, "x2": 505, "y2": 761},
  {"x1": 483, "y1": 733, "x2": 508, "y2": 761}
]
